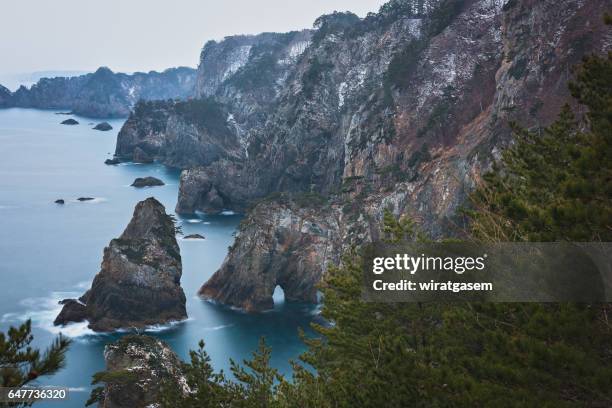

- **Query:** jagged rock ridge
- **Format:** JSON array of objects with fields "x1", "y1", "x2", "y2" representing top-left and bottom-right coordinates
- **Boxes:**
[
  {"x1": 54, "y1": 197, "x2": 187, "y2": 330},
  {"x1": 0, "y1": 66, "x2": 196, "y2": 118}
]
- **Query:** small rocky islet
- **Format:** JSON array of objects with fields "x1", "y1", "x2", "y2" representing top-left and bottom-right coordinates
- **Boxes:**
[
  {"x1": 184, "y1": 233, "x2": 205, "y2": 240},
  {"x1": 131, "y1": 176, "x2": 165, "y2": 188},
  {"x1": 54, "y1": 197, "x2": 187, "y2": 331},
  {"x1": 93, "y1": 122, "x2": 113, "y2": 131},
  {"x1": 60, "y1": 118, "x2": 79, "y2": 125}
]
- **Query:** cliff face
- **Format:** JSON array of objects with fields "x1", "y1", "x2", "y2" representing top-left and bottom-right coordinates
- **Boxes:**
[
  {"x1": 115, "y1": 0, "x2": 611, "y2": 310},
  {"x1": 115, "y1": 99, "x2": 244, "y2": 169},
  {"x1": 54, "y1": 197, "x2": 187, "y2": 331},
  {"x1": 115, "y1": 30, "x2": 313, "y2": 168},
  {"x1": 4, "y1": 66, "x2": 195, "y2": 118},
  {"x1": 93, "y1": 335, "x2": 187, "y2": 408}
]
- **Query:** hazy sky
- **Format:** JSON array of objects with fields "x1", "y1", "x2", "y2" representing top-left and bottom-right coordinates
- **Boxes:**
[{"x1": 0, "y1": 0, "x2": 387, "y2": 76}]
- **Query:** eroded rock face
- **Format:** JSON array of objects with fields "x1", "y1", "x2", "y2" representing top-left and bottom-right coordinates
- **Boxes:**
[
  {"x1": 94, "y1": 335, "x2": 187, "y2": 408},
  {"x1": 55, "y1": 197, "x2": 186, "y2": 331},
  {"x1": 200, "y1": 196, "x2": 344, "y2": 311}
]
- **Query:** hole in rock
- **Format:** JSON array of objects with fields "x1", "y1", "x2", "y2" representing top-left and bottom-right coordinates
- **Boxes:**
[{"x1": 272, "y1": 285, "x2": 285, "y2": 305}]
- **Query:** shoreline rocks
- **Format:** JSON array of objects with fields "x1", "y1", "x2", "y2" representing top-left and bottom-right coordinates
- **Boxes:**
[
  {"x1": 54, "y1": 199, "x2": 65, "y2": 204},
  {"x1": 131, "y1": 176, "x2": 165, "y2": 188},
  {"x1": 77, "y1": 197, "x2": 95, "y2": 201},
  {"x1": 60, "y1": 118, "x2": 79, "y2": 125},
  {"x1": 54, "y1": 197, "x2": 187, "y2": 331},
  {"x1": 104, "y1": 158, "x2": 121, "y2": 165}
]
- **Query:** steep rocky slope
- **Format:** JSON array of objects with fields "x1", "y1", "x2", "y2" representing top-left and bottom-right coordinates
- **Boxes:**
[
  {"x1": 1, "y1": 66, "x2": 195, "y2": 117},
  {"x1": 54, "y1": 197, "x2": 187, "y2": 330},
  {"x1": 115, "y1": 0, "x2": 611, "y2": 310},
  {"x1": 90, "y1": 335, "x2": 187, "y2": 407}
]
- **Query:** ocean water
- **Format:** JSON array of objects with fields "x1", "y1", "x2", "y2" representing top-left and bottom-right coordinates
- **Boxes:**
[{"x1": 0, "y1": 108, "x2": 316, "y2": 407}]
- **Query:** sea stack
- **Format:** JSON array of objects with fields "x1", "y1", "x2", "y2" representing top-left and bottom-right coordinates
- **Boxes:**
[{"x1": 54, "y1": 197, "x2": 187, "y2": 331}]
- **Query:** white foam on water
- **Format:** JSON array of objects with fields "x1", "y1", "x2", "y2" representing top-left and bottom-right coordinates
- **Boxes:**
[
  {"x1": 3, "y1": 292, "x2": 99, "y2": 338},
  {"x1": 204, "y1": 324, "x2": 233, "y2": 331},
  {"x1": 140, "y1": 318, "x2": 193, "y2": 333},
  {"x1": 4, "y1": 291, "x2": 194, "y2": 338},
  {"x1": 220, "y1": 210, "x2": 236, "y2": 215},
  {"x1": 186, "y1": 219, "x2": 203, "y2": 223}
]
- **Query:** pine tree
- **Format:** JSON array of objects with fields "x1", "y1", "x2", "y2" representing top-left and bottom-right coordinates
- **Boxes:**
[
  {"x1": 160, "y1": 340, "x2": 232, "y2": 408},
  {"x1": 0, "y1": 319, "x2": 71, "y2": 403}
]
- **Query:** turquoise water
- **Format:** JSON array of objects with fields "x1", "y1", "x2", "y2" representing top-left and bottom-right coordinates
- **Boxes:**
[{"x1": 0, "y1": 108, "x2": 316, "y2": 407}]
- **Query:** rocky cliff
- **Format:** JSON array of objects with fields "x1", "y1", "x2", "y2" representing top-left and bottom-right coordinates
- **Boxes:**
[
  {"x1": 114, "y1": 30, "x2": 312, "y2": 167},
  {"x1": 90, "y1": 335, "x2": 187, "y2": 408},
  {"x1": 115, "y1": 0, "x2": 612, "y2": 310},
  {"x1": 54, "y1": 197, "x2": 187, "y2": 330},
  {"x1": 1, "y1": 66, "x2": 195, "y2": 118},
  {"x1": 0, "y1": 84, "x2": 11, "y2": 107}
]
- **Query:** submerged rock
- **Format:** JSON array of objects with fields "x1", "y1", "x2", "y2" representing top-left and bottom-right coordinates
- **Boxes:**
[
  {"x1": 54, "y1": 199, "x2": 65, "y2": 204},
  {"x1": 184, "y1": 234, "x2": 205, "y2": 240},
  {"x1": 60, "y1": 118, "x2": 79, "y2": 125},
  {"x1": 54, "y1": 197, "x2": 187, "y2": 331},
  {"x1": 77, "y1": 197, "x2": 95, "y2": 201},
  {"x1": 91, "y1": 335, "x2": 187, "y2": 408},
  {"x1": 131, "y1": 176, "x2": 165, "y2": 188},
  {"x1": 93, "y1": 122, "x2": 113, "y2": 131},
  {"x1": 104, "y1": 158, "x2": 121, "y2": 165}
]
